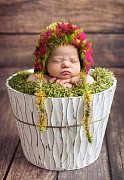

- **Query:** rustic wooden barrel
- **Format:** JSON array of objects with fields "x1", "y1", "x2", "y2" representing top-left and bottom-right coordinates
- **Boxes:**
[{"x1": 6, "y1": 71, "x2": 116, "y2": 170}]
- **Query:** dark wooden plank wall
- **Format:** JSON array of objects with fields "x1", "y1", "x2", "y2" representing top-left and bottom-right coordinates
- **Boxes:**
[
  {"x1": 0, "y1": 0, "x2": 124, "y2": 180},
  {"x1": 0, "y1": 0, "x2": 124, "y2": 68}
]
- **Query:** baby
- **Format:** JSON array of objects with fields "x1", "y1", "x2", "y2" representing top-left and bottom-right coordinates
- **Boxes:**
[
  {"x1": 28, "y1": 45, "x2": 94, "y2": 88},
  {"x1": 28, "y1": 22, "x2": 95, "y2": 87}
]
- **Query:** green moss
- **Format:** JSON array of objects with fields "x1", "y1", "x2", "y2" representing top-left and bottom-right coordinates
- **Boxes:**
[
  {"x1": 90, "y1": 67, "x2": 116, "y2": 94},
  {"x1": 8, "y1": 71, "x2": 36, "y2": 95},
  {"x1": 8, "y1": 67, "x2": 116, "y2": 97}
]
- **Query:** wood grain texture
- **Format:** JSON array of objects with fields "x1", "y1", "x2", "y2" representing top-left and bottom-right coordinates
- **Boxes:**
[
  {"x1": 0, "y1": 90, "x2": 19, "y2": 180},
  {"x1": 6, "y1": 140, "x2": 110, "y2": 180},
  {"x1": 106, "y1": 68, "x2": 124, "y2": 180},
  {"x1": 6, "y1": 144, "x2": 57, "y2": 180},
  {"x1": 0, "y1": 34, "x2": 124, "y2": 67},
  {"x1": 0, "y1": 67, "x2": 24, "y2": 90},
  {"x1": 0, "y1": 0, "x2": 123, "y2": 33}
]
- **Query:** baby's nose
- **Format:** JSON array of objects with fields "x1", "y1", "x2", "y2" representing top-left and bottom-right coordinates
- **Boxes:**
[{"x1": 61, "y1": 59, "x2": 70, "y2": 68}]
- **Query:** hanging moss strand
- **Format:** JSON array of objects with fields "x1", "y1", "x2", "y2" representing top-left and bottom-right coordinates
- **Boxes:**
[
  {"x1": 34, "y1": 72, "x2": 48, "y2": 131},
  {"x1": 80, "y1": 71, "x2": 93, "y2": 143},
  {"x1": 82, "y1": 93, "x2": 93, "y2": 143}
]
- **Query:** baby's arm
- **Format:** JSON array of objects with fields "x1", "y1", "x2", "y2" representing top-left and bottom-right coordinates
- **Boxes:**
[
  {"x1": 54, "y1": 74, "x2": 94, "y2": 86},
  {"x1": 27, "y1": 73, "x2": 37, "y2": 82},
  {"x1": 42, "y1": 75, "x2": 73, "y2": 88},
  {"x1": 27, "y1": 73, "x2": 94, "y2": 88},
  {"x1": 55, "y1": 75, "x2": 80, "y2": 85},
  {"x1": 27, "y1": 73, "x2": 54, "y2": 83},
  {"x1": 70, "y1": 76, "x2": 80, "y2": 84},
  {"x1": 47, "y1": 75, "x2": 80, "y2": 88}
]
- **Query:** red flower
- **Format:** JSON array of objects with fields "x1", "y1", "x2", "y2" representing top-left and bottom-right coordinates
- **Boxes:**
[
  {"x1": 40, "y1": 40, "x2": 46, "y2": 47},
  {"x1": 39, "y1": 40, "x2": 47, "y2": 55},
  {"x1": 56, "y1": 22, "x2": 79, "y2": 35},
  {"x1": 73, "y1": 32, "x2": 86, "y2": 46},
  {"x1": 45, "y1": 30, "x2": 53, "y2": 40},
  {"x1": 40, "y1": 46, "x2": 46, "y2": 55},
  {"x1": 85, "y1": 41, "x2": 93, "y2": 54},
  {"x1": 85, "y1": 51, "x2": 94, "y2": 65},
  {"x1": 56, "y1": 26, "x2": 61, "y2": 36},
  {"x1": 86, "y1": 64, "x2": 91, "y2": 73},
  {"x1": 34, "y1": 50, "x2": 39, "y2": 59},
  {"x1": 67, "y1": 22, "x2": 79, "y2": 33},
  {"x1": 73, "y1": 38, "x2": 81, "y2": 46},
  {"x1": 34, "y1": 62, "x2": 43, "y2": 72},
  {"x1": 77, "y1": 32, "x2": 86, "y2": 40},
  {"x1": 59, "y1": 22, "x2": 68, "y2": 33},
  {"x1": 40, "y1": 30, "x2": 53, "y2": 42}
]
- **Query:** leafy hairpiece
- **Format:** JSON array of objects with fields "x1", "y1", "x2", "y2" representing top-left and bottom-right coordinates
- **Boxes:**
[{"x1": 34, "y1": 22, "x2": 94, "y2": 73}]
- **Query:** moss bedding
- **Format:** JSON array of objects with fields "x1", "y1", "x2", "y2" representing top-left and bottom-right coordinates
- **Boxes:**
[{"x1": 8, "y1": 67, "x2": 115, "y2": 97}]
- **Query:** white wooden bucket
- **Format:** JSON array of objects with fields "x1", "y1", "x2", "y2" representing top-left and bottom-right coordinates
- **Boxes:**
[{"x1": 6, "y1": 71, "x2": 116, "y2": 170}]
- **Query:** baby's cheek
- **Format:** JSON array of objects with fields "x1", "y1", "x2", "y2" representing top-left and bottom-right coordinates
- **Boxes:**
[
  {"x1": 47, "y1": 64, "x2": 60, "y2": 76},
  {"x1": 73, "y1": 65, "x2": 80, "y2": 74}
]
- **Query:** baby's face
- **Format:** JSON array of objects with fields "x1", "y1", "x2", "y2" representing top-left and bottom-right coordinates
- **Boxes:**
[{"x1": 47, "y1": 45, "x2": 81, "y2": 79}]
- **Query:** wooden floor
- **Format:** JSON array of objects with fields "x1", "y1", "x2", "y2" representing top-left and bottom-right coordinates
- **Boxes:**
[{"x1": 0, "y1": 67, "x2": 123, "y2": 180}]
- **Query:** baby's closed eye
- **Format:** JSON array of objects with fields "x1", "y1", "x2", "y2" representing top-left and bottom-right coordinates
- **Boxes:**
[
  {"x1": 52, "y1": 59, "x2": 61, "y2": 63},
  {"x1": 51, "y1": 57, "x2": 62, "y2": 63},
  {"x1": 69, "y1": 57, "x2": 78, "y2": 63}
]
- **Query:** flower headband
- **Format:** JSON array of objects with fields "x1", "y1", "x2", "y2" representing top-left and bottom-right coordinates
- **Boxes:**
[{"x1": 34, "y1": 22, "x2": 94, "y2": 73}]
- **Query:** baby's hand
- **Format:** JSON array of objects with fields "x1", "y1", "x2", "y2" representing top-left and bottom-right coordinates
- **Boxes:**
[
  {"x1": 46, "y1": 76, "x2": 72, "y2": 88},
  {"x1": 56, "y1": 79, "x2": 72, "y2": 88},
  {"x1": 63, "y1": 83, "x2": 72, "y2": 88},
  {"x1": 27, "y1": 73, "x2": 37, "y2": 82}
]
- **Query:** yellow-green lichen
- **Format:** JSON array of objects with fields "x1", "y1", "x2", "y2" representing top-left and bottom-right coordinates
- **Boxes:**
[{"x1": 8, "y1": 68, "x2": 115, "y2": 97}]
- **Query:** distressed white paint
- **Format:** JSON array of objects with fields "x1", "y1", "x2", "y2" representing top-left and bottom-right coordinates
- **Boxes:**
[{"x1": 6, "y1": 71, "x2": 117, "y2": 170}]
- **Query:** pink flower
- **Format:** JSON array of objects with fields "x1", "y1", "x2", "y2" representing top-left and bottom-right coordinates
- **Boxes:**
[
  {"x1": 56, "y1": 22, "x2": 68, "y2": 35},
  {"x1": 85, "y1": 41, "x2": 93, "y2": 54},
  {"x1": 73, "y1": 38, "x2": 81, "y2": 46},
  {"x1": 40, "y1": 40, "x2": 46, "y2": 47},
  {"x1": 34, "y1": 62, "x2": 43, "y2": 72},
  {"x1": 73, "y1": 32, "x2": 86, "y2": 46},
  {"x1": 67, "y1": 22, "x2": 79, "y2": 33},
  {"x1": 86, "y1": 64, "x2": 91, "y2": 73},
  {"x1": 77, "y1": 32, "x2": 86, "y2": 41},
  {"x1": 45, "y1": 30, "x2": 53, "y2": 40},
  {"x1": 40, "y1": 46, "x2": 46, "y2": 55},
  {"x1": 39, "y1": 40, "x2": 47, "y2": 55},
  {"x1": 41, "y1": 30, "x2": 53, "y2": 41},
  {"x1": 85, "y1": 51, "x2": 94, "y2": 65},
  {"x1": 34, "y1": 50, "x2": 39, "y2": 59},
  {"x1": 56, "y1": 22, "x2": 79, "y2": 35},
  {"x1": 59, "y1": 22, "x2": 69, "y2": 33},
  {"x1": 56, "y1": 26, "x2": 61, "y2": 35}
]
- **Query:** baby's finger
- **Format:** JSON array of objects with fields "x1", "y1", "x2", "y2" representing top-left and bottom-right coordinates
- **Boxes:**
[
  {"x1": 65, "y1": 83, "x2": 72, "y2": 88},
  {"x1": 56, "y1": 79, "x2": 61, "y2": 83},
  {"x1": 49, "y1": 77, "x2": 57, "y2": 83},
  {"x1": 59, "y1": 79, "x2": 70, "y2": 85}
]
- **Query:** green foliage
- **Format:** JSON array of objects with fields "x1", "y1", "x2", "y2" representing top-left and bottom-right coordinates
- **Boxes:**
[
  {"x1": 8, "y1": 71, "x2": 36, "y2": 95},
  {"x1": 90, "y1": 67, "x2": 115, "y2": 94},
  {"x1": 8, "y1": 67, "x2": 116, "y2": 97}
]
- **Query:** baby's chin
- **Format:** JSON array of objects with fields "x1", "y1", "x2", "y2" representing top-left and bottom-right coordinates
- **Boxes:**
[
  {"x1": 58, "y1": 73, "x2": 79, "y2": 79},
  {"x1": 58, "y1": 74, "x2": 72, "y2": 79}
]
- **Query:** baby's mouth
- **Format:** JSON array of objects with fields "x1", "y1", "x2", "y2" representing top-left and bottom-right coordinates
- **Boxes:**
[{"x1": 61, "y1": 71, "x2": 71, "y2": 75}]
